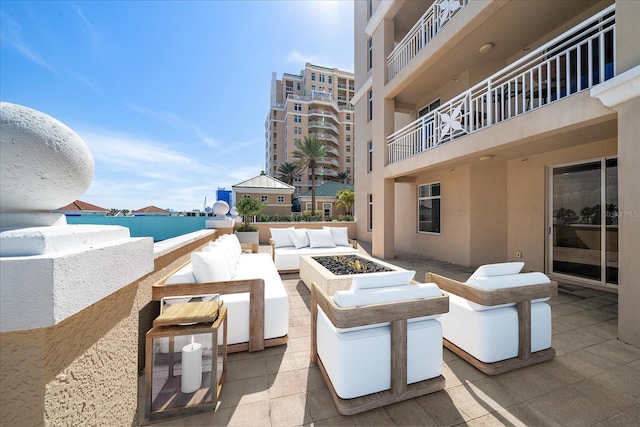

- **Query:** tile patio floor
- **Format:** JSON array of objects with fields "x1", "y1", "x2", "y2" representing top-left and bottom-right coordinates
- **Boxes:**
[{"x1": 142, "y1": 245, "x2": 640, "y2": 426}]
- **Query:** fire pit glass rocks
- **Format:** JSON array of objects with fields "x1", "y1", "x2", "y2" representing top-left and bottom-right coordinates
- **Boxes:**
[{"x1": 312, "y1": 255, "x2": 394, "y2": 275}]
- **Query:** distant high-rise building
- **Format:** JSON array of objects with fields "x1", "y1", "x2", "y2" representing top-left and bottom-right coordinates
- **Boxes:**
[{"x1": 265, "y1": 63, "x2": 355, "y2": 196}]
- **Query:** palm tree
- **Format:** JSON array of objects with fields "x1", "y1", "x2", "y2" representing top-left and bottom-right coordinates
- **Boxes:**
[
  {"x1": 277, "y1": 162, "x2": 302, "y2": 186},
  {"x1": 293, "y1": 135, "x2": 327, "y2": 216},
  {"x1": 336, "y1": 172, "x2": 351, "y2": 183},
  {"x1": 336, "y1": 189, "x2": 354, "y2": 215}
]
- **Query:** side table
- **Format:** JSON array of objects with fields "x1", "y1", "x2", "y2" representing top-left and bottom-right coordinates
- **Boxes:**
[{"x1": 144, "y1": 304, "x2": 227, "y2": 423}]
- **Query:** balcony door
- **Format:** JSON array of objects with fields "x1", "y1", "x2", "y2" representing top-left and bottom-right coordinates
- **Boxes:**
[{"x1": 547, "y1": 158, "x2": 618, "y2": 288}]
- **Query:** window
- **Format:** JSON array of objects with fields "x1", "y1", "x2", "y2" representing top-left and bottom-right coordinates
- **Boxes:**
[
  {"x1": 277, "y1": 195, "x2": 285, "y2": 203},
  {"x1": 368, "y1": 38, "x2": 373, "y2": 70},
  {"x1": 294, "y1": 127, "x2": 302, "y2": 135},
  {"x1": 296, "y1": 82, "x2": 301, "y2": 90},
  {"x1": 346, "y1": 135, "x2": 351, "y2": 142},
  {"x1": 311, "y1": 72, "x2": 316, "y2": 81},
  {"x1": 368, "y1": 194, "x2": 373, "y2": 230},
  {"x1": 346, "y1": 145, "x2": 351, "y2": 152},
  {"x1": 328, "y1": 76, "x2": 332, "y2": 84},
  {"x1": 346, "y1": 113, "x2": 351, "y2": 120},
  {"x1": 368, "y1": 89, "x2": 373, "y2": 121},
  {"x1": 319, "y1": 74, "x2": 325, "y2": 83},
  {"x1": 346, "y1": 167, "x2": 351, "y2": 174},
  {"x1": 294, "y1": 103, "x2": 302, "y2": 111},
  {"x1": 294, "y1": 115, "x2": 302, "y2": 123},
  {"x1": 261, "y1": 195, "x2": 269, "y2": 203},
  {"x1": 368, "y1": 141, "x2": 373, "y2": 172},
  {"x1": 368, "y1": 0, "x2": 373, "y2": 18},
  {"x1": 311, "y1": 85, "x2": 316, "y2": 91},
  {"x1": 346, "y1": 124, "x2": 351, "y2": 131},
  {"x1": 346, "y1": 156, "x2": 351, "y2": 163},
  {"x1": 418, "y1": 183, "x2": 441, "y2": 233}
]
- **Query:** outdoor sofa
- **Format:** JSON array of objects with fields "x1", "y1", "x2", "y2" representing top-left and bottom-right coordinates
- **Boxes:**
[
  {"x1": 152, "y1": 233, "x2": 288, "y2": 353},
  {"x1": 269, "y1": 226, "x2": 360, "y2": 273}
]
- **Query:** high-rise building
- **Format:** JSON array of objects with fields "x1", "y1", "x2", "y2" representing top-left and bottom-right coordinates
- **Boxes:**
[
  {"x1": 265, "y1": 63, "x2": 355, "y2": 197},
  {"x1": 353, "y1": 1, "x2": 639, "y2": 346}
]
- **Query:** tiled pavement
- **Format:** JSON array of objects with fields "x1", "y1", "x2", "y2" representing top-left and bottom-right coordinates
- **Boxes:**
[{"x1": 142, "y1": 246, "x2": 640, "y2": 426}]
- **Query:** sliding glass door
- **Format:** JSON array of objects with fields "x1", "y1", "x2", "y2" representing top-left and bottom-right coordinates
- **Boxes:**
[{"x1": 548, "y1": 158, "x2": 618, "y2": 287}]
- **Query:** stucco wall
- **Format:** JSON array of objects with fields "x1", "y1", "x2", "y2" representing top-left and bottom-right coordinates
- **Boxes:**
[
  {"x1": 0, "y1": 231, "x2": 216, "y2": 426},
  {"x1": 395, "y1": 166, "x2": 472, "y2": 266}
]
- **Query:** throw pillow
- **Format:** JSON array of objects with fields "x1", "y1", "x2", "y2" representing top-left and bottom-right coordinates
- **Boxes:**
[
  {"x1": 191, "y1": 249, "x2": 233, "y2": 282},
  {"x1": 323, "y1": 226, "x2": 350, "y2": 246},
  {"x1": 469, "y1": 262, "x2": 524, "y2": 279},
  {"x1": 350, "y1": 270, "x2": 416, "y2": 290},
  {"x1": 288, "y1": 228, "x2": 310, "y2": 249},
  {"x1": 270, "y1": 227, "x2": 295, "y2": 248},
  {"x1": 204, "y1": 242, "x2": 237, "y2": 276},
  {"x1": 307, "y1": 229, "x2": 337, "y2": 248}
]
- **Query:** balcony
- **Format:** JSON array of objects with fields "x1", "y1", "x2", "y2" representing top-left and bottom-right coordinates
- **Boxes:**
[
  {"x1": 308, "y1": 120, "x2": 339, "y2": 133},
  {"x1": 310, "y1": 132, "x2": 340, "y2": 146},
  {"x1": 387, "y1": 0, "x2": 469, "y2": 82},
  {"x1": 387, "y1": 5, "x2": 615, "y2": 165},
  {"x1": 308, "y1": 109, "x2": 338, "y2": 122}
]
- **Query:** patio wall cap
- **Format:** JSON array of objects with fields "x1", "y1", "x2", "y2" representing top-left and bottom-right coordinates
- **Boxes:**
[{"x1": 591, "y1": 64, "x2": 640, "y2": 107}]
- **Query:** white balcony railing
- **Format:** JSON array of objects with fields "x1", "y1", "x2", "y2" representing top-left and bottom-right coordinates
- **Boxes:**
[
  {"x1": 387, "y1": 5, "x2": 616, "y2": 165},
  {"x1": 387, "y1": 0, "x2": 469, "y2": 82},
  {"x1": 311, "y1": 132, "x2": 340, "y2": 146},
  {"x1": 309, "y1": 109, "x2": 338, "y2": 122},
  {"x1": 308, "y1": 120, "x2": 339, "y2": 133}
]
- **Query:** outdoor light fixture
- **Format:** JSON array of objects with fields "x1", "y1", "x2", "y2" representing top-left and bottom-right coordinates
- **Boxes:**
[
  {"x1": 145, "y1": 297, "x2": 227, "y2": 423},
  {"x1": 479, "y1": 43, "x2": 494, "y2": 54}
]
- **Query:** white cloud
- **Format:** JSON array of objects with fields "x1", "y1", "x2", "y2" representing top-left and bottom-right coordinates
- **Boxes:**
[
  {"x1": 74, "y1": 126, "x2": 262, "y2": 211},
  {"x1": 0, "y1": 9, "x2": 54, "y2": 71},
  {"x1": 125, "y1": 103, "x2": 221, "y2": 148},
  {"x1": 286, "y1": 49, "x2": 324, "y2": 67}
]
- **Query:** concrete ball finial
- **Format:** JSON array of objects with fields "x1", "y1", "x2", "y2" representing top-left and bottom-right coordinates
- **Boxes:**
[
  {"x1": 213, "y1": 200, "x2": 230, "y2": 216},
  {"x1": 0, "y1": 102, "x2": 94, "y2": 215}
]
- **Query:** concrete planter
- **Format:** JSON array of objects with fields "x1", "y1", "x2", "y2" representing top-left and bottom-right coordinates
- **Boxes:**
[{"x1": 235, "y1": 231, "x2": 259, "y2": 245}]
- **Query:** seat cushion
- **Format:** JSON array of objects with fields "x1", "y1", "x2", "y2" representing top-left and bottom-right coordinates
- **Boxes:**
[
  {"x1": 440, "y1": 291, "x2": 552, "y2": 363},
  {"x1": 317, "y1": 308, "x2": 442, "y2": 399},
  {"x1": 274, "y1": 246, "x2": 360, "y2": 271}
]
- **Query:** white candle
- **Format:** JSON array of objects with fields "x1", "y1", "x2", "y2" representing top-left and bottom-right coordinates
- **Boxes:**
[{"x1": 181, "y1": 337, "x2": 202, "y2": 393}]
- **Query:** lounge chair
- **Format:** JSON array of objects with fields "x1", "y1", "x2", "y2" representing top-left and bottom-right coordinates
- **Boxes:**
[
  {"x1": 310, "y1": 271, "x2": 449, "y2": 415},
  {"x1": 427, "y1": 262, "x2": 558, "y2": 375}
]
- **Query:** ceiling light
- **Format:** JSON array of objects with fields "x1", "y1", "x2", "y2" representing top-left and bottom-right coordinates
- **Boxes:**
[
  {"x1": 479, "y1": 155, "x2": 494, "y2": 161},
  {"x1": 479, "y1": 43, "x2": 494, "y2": 54}
]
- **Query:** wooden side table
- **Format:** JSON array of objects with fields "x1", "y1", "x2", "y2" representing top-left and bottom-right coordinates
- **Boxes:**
[{"x1": 144, "y1": 304, "x2": 227, "y2": 423}]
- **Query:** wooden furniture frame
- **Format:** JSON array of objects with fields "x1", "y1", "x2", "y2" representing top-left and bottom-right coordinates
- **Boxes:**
[
  {"x1": 152, "y1": 261, "x2": 287, "y2": 353},
  {"x1": 310, "y1": 282, "x2": 449, "y2": 415},
  {"x1": 426, "y1": 272, "x2": 558, "y2": 375}
]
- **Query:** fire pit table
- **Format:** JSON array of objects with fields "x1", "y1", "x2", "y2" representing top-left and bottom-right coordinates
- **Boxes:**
[{"x1": 299, "y1": 254, "x2": 408, "y2": 295}]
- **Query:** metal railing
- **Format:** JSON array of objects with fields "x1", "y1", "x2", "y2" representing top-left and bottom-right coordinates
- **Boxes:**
[
  {"x1": 308, "y1": 120, "x2": 339, "y2": 133},
  {"x1": 310, "y1": 132, "x2": 340, "y2": 146},
  {"x1": 387, "y1": 0, "x2": 469, "y2": 82},
  {"x1": 387, "y1": 5, "x2": 615, "y2": 165},
  {"x1": 308, "y1": 109, "x2": 338, "y2": 122}
]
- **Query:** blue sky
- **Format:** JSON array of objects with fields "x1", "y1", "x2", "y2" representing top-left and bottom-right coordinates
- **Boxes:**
[{"x1": 0, "y1": 0, "x2": 354, "y2": 212}]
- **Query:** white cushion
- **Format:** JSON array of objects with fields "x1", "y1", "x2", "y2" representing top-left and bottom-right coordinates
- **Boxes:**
[
  {"x1": 270, "y1": 227, "x2": 295, "y2": 248},
  {"x1": 469, "y1": 262, "x2": 524, "y2": 279},
  {"x1": 164, "y1": 263, "x2": 197, "y2": 285},
  {"x1": 307, "y1": 229, "x2": 337, "y2": 248},
  {"x1": 219, "y1": 234, "x2": 242, "y2": 261},
  {"x1": 333, "y1": 283, "x2": 442, "y2": 308},
  {"x1": 204, "y1": 242, "x2": 237, "y2": 276},
  {"x1": 465, "y1": 272, "x2": 550, "y2": 290},
  {"x1": 273, "y1": 245, "x2": 360, "y2": 271},
  {"x1": 288, "y1": 228, "x2": 310, "y2": 249},
  {"x1": 350, "y1": 270, "x2": 415, "y2": 290},
  {"x1": 191, "y1": 249, "x2": 233, "y2": 282},
  {"x1": 323, "y1": 226, "x2": 350, "y2": 246}
]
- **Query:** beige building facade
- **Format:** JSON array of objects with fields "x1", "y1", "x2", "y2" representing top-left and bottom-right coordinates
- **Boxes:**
[
  {"x1": 266, "y1": 63, "x2": 355, "y2": 195},
  {"x1": 353, "y1": 0, "x2": 639, "y2": 347},
  {"x1": 232, "y1": 172, "x2": 295, "y2": 217}
]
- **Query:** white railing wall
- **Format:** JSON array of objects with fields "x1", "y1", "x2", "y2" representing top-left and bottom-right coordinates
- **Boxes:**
[
  {"x1": 387, "y1": 5, "x2": 616, "y2": 165},
  {"x1": 387, "y1": 0, "x2": 469, "y2": 82}
]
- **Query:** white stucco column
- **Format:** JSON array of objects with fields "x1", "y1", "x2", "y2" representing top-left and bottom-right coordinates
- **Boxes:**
[
  {"x1": 0, "y1": 102, "x2": 154, "y2": 331},
  {"x1": 591, "y1": 66, "x2": 640, "y2": 348}
]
